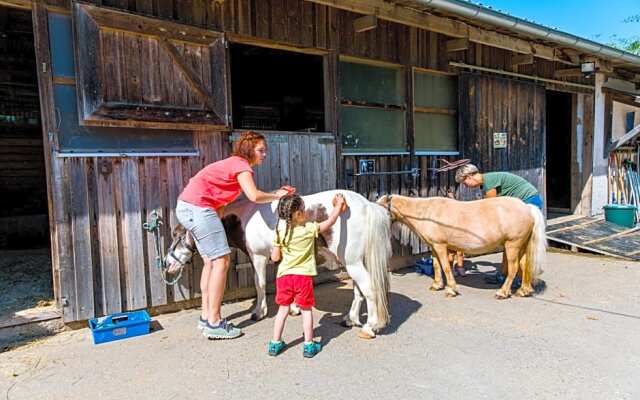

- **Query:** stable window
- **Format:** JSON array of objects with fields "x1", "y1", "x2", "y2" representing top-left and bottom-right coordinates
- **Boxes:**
[
  {"x1": 50, "y1": 11, "x2": 194, "y2": 152},
  {"x1": 230, "y1": 44, "x2": 325, "y2": 132},
  {"x1": 413, "y1": 70, "x2": 458, "y2": 153},
  {"x1": 339, "y1": 60, "x2": 405, "y2": 152}
]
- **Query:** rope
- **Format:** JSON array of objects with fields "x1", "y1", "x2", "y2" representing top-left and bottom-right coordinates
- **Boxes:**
[{"x1": 143, "y1": 210, "x2": 185, "y2": 286}]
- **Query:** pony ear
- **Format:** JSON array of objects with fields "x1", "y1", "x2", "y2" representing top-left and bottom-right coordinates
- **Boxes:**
[{"x1": 172, "y1": 223, "x2": 186, "y2": 238}]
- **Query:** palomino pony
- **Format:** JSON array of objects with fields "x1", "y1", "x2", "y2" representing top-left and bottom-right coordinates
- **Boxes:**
[
  {"x1": 177, "y1": 190, "x2": 393, "y2": 338},
  {"x1": 377, "y1": 195, "x2": 545, "y2": 299}
]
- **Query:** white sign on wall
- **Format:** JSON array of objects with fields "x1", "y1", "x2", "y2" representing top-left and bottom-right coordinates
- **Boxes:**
[{"x1": 493, "y1": 132, "x2": 507, "y2": 149}]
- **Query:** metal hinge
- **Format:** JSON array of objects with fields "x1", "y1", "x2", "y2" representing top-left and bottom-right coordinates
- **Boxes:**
[{"x1": 42, "y1": 62, "x2": 47, "y2": 73}]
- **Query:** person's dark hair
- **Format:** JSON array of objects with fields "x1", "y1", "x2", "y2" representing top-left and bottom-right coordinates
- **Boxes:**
[
  {"x1": 232, "y1": 131, "x2": 266, "y2": 164},
  {"x1": 275, "y1": 194, "x2": 305, "y2": 246}
]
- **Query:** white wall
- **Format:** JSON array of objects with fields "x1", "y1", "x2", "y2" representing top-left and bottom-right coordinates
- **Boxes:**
[{"x1": 612, "y1": 101, "x2": 640, "y2": 140}]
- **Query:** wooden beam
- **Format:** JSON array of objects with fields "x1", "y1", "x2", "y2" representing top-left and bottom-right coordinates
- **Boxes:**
[
  {"x1": 446, "y1": 38, "x2": 469, "y2": 52},
  {"x1": 353, "y1": 14, "x2": 377, "y2": 33},
  {"x1": 511, "y1": 54, "x2": 534, "y2": 66},
  {"x1": 305, "y1": 0, "x2": 570, "y2": 64},
  {"x1": 83, "y1": 3, "x2": 219, "y2": 45},
  {"x1": 0, "y1": 0, "x2": 31, "y2": 10},
  {"x1": 554, "y1": 68, "x2": 583, "y2": 79},
  {"x1": 562, "y1": 48, "x2": 582, "y2": 65}
]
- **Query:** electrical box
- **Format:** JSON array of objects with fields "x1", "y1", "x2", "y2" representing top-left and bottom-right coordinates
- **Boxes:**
[{"x1": 358, "y1": 159, "x2": 375, "y2": 174}]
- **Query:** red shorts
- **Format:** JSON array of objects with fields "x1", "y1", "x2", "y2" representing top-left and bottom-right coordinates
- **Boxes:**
[{"x1": 275, "y1": 275, "x2": 315, "y2": 309}]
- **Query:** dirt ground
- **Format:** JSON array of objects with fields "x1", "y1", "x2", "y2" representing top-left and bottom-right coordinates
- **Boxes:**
[
  {"x1": 0, "y1": 249, "x2": 55, "y2": 322},
  {"x1": 1, "y1": 250, "x2": 639, "y2": 400}
]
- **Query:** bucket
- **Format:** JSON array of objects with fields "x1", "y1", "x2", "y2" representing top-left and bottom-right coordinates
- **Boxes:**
[{"x1": 603, "y1": 204, "x2": 637, "y2": 228}]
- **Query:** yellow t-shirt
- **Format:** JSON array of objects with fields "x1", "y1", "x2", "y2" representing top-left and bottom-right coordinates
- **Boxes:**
[{"x1": 272, "y1": 221, "x2": 319, "y2": 278}]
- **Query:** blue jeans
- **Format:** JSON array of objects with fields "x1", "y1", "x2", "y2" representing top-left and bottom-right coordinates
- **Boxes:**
[{"x1": 523, "y1": 194, "x2": 543, "y2": 210}]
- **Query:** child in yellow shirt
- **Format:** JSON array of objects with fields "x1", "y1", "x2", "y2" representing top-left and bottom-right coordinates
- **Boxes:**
[{"x1": 268, "y1": 193, "x2": 346, "y2": 358}]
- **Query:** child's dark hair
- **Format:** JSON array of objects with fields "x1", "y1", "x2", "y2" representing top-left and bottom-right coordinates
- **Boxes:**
[{"x1": 275, "y1": 194, "x2": 304, "y2": 245}]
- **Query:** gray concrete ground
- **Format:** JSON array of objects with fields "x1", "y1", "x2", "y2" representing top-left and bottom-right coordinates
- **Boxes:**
[{"x1": 1, "y1": 251, "x2": 639, "y2": 400}]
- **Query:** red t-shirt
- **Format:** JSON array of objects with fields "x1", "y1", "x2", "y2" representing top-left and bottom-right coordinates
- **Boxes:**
[{"x1": 179, "y1": 156, "x2": 253, "y2": 210}]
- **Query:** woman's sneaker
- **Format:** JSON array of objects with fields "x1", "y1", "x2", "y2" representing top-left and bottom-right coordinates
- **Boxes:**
[
  {"x1": 303, "y1": 341, "x2": 322, "y2": 358},
  {"x1": 197, "y1": 316, "x2": 207, "y2": 330},
  {"x1": 268, "y1": 340, "x2": 286, "y2": 356},
  {"x1": 202, "y1": 319, "x2": 242, "y2": 340}
]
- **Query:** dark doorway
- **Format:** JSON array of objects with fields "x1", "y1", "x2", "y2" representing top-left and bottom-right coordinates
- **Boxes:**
[
  {"x1": 230, "y1": 43, "x2": 325, "y2": 132},
  {"x1": 0, "y1": 6, "x2": 54, "y2": 322},
  {"x1": 545, "y1": 90, "x2": 573, "y2": 210}
]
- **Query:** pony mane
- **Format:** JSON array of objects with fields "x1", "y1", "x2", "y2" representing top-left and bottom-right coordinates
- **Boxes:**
[{"x1": 391, "y1": 221, "x2": 430, "y2": 255}]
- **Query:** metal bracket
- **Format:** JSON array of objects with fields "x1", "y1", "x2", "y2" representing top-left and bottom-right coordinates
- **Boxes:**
[{"x1": 352, "y1": 167, "x2": 420, "y2": 178}]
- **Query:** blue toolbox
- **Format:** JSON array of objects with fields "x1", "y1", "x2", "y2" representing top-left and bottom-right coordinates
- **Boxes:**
[{"x1": 88, "y1": 310, "x2": 152, "y2": 344}]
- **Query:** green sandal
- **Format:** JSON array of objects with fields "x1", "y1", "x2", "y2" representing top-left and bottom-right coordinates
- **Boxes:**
[
  {"x1": 303, "y1": 341, "x2": 322, "y2": 358},
  {"x1": 268, "y1": 340, "x2": 287, "y2": 356}
]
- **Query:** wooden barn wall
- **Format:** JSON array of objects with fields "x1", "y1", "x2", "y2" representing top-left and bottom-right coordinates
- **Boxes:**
[
  {"x1": 458, "y1": 72, "x2": 547, "y2": 194},
  {"x1": 32, "y1": 0, "x2": 598, "y2": 321}
]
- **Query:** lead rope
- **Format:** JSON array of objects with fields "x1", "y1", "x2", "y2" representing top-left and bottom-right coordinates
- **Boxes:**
[{"x1": 143, "y1": 210, "x2": 185, "y2": 286}]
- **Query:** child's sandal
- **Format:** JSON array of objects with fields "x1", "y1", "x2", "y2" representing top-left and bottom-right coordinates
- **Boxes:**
[{"x1": 268, "y1": 340, "x2": 286, "y2": 356}]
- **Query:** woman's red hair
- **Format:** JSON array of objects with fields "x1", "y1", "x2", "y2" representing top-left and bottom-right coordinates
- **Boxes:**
[{"x1": 232, "y1": 131, "x2": 266, "y2": 164}]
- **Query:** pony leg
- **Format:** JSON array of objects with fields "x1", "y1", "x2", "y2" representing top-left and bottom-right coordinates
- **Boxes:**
[
  {"x1": 346, "y1": 262, "x2": 377, "y2": 339},
  {"x1": 429, "y1": 254, "x2": 445, "y2": 291},
  {"x1": 433, "y1": 244, "x2": 459, "y2": 297},
  {"x1": 495, "y1": 244, "x2": 520, "y2": 299},
  {"x1": 515, "y1": 253, "x2": 535, "y2": 297},
  {"x1": 342, "y1": 283, "x2": 363, "y2": 328},
  {"x1": 250, "y1": 254, "x2": 269, "y2": 321}
]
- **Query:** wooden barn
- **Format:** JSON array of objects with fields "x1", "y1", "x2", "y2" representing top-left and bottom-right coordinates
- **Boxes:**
[{"x1": 1, "y1": 0, "x2": 639, "y2": 324}]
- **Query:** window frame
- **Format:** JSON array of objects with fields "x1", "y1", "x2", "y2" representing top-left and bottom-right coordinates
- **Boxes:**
[
  {"x1": 412, "y1": 66, "x2": 459, "y2": 155},
  {"x1": 339, "y1": 56, "x2": 407, "y2": 154}
]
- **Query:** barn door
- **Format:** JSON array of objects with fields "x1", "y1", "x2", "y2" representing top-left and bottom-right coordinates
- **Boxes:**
[
  {"x1": 72, "y1": 3, "x2": 228, "y2": 130},
  {"x1": 458, "y1": 72, "x2": 546, "y2": 195}
]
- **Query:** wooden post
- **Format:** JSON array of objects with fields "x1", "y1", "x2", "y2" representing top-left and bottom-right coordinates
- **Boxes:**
[{"x1": 591, "y1": 72, "x2": 608, "y2": 215}]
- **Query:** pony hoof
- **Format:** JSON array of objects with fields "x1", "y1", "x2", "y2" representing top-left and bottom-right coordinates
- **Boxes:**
[
  {"x1": 358, "y1": 328, "x2": 376, "y2": 340},
  {"x1": 444, "y1": 287, "x2": 459, "y2": 297},
  {"x1": 289, "y1": 304, "x2": 301, "y2": 316},
  {"x1": 515, "y1": 288, "x2": 530, "y2": 297},
  {"x1": 494, "y1": 291, "x2": 510, "y2": 300},
  {"x1": 250, "y1": 313, "x2": 264, "y2": 321},
  {"x1": 429, "y1": 283, "x2": 444, "y2": 292}
]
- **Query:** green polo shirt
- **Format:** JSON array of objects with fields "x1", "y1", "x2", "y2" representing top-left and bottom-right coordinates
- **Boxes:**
[{"x1": 482, "y1": 172, "x2": 538, "y2": 201}]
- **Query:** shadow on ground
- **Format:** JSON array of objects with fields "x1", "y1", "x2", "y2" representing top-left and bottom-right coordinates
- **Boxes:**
[{"x1": 225, "y1": 280, "x2": 422, "y2": 349}]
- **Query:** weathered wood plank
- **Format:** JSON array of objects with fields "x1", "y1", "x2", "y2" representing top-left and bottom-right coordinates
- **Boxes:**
[
  {"x1": 119, "y1": 158, "x2": 148, "y2": 309},
  {"x1": 68, "y1": 158, "x2": 95, "y2": 320},
  {"x1": 144, "y1": 157, "x2": 168, "y2": 306},
  {"x1": 95, "y1": 158, "x2": 122, "y2": 314}
]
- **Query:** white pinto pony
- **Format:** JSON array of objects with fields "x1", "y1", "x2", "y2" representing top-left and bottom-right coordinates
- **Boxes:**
[{"x1": 224, "y1": 190, "x2": 392, "y2": 338}]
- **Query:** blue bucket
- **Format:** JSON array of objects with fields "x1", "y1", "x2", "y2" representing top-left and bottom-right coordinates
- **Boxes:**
[{"x1": 415, "y1": 257, "x2": 434, "y2": 276}]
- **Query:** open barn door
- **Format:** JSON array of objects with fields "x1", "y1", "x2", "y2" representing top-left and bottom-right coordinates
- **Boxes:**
[{"x1": 73, "y1": 3, "x2": 229, "y2": 130}]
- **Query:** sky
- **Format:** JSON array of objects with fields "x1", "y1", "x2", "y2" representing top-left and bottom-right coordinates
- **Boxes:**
[{"x1": 475, "y1": 0, "x2": 639, "y2": 45}]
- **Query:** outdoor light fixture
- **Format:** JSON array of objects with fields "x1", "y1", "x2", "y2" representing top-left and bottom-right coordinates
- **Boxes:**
[{"x1": 581, "y1": 61, "x2": 596, "y2": 77}]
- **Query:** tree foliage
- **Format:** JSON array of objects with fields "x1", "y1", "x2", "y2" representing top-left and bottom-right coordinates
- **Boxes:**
[{"x1": 613, "y1": 13, "x2": 640, "y2": 54}]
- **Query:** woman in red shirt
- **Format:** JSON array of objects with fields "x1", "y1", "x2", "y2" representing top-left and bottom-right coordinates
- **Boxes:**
[{"x1": 177, "y1": 131, "x2": 291, "y2": 340}]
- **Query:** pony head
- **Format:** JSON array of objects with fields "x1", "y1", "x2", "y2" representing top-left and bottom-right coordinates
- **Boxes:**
[{"x1": 163, "y1": 223, "x2": 196, "y2": 273}]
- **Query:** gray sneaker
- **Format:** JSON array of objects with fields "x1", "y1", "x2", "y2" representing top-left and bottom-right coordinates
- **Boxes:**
[{"x1": 202, "y1": 319, "x2": 242, "y2": 340}]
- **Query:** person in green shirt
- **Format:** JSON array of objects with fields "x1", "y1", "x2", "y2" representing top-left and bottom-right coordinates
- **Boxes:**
[{"x1": 455, "y1": 164, "x2": 543, "y2": 210}]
